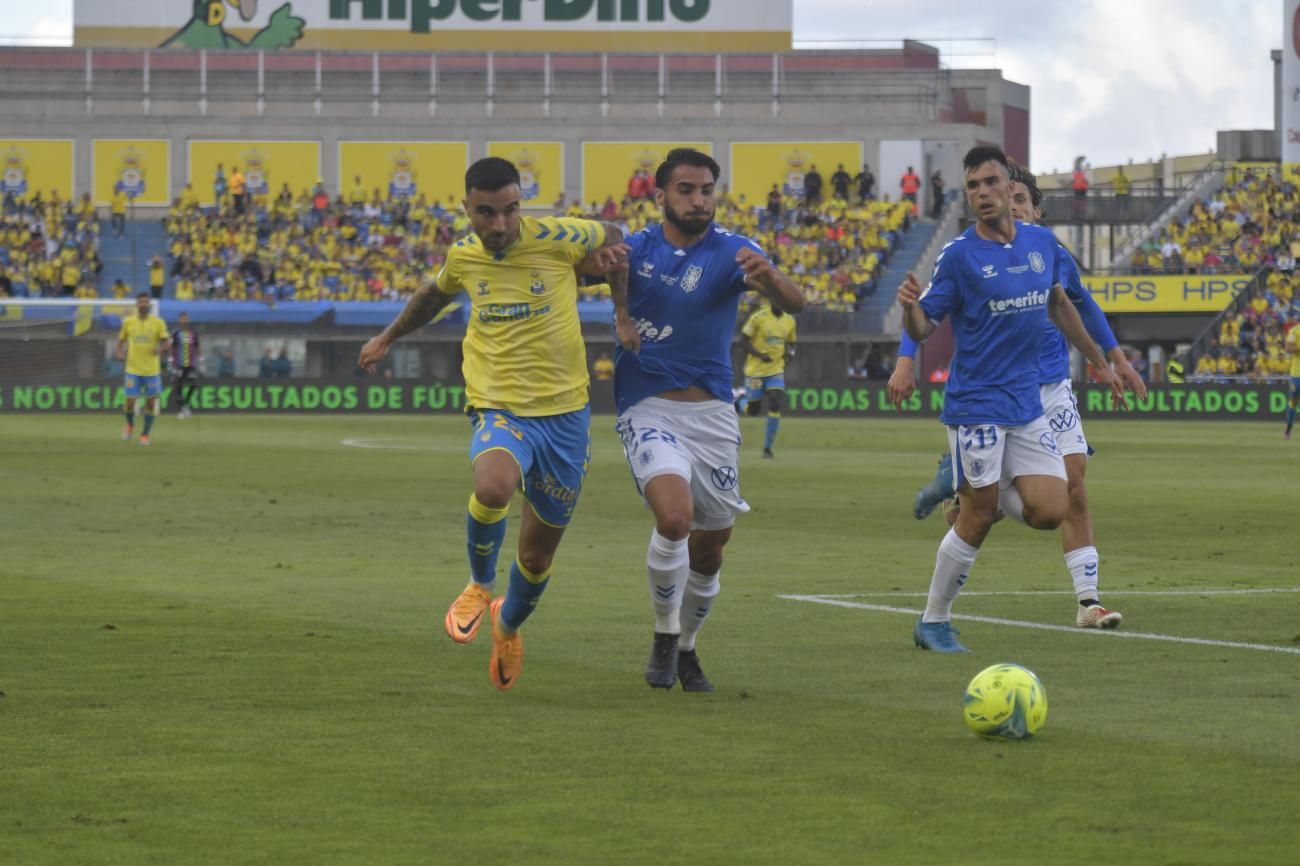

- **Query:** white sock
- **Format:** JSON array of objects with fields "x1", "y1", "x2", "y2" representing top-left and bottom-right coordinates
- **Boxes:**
[
  {"x1": 922, "y1": 528, "x2": 979, "y2": 623},
  {"x1": 1065, "y1": 546, "x2": 1100, "y2": 603},
  {"x1": 646, "y1": 529, "x2": 689, "y2": 634},
  {"x1": 679, "y1": 569, "x2": 720, "y2": 651},
  {"x1": 997, "y1": 484, "x2": 1027, "y2": 525}
]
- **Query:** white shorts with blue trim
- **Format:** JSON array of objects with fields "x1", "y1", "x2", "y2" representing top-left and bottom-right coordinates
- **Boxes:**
[
  {"x1": 946, "y1": 415, "x2": 1067, "y2": 492},
  {"x1": 616, "y1": 397, "x2": 750, "y2": 531},
  {"x1": 1040, "y1": 379, "x2": 1090, "y2": 458}
]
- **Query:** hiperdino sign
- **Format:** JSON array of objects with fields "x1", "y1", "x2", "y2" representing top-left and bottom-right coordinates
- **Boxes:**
[{"x1": 73, "y1": 0, "x2": 794, "y2": 52}]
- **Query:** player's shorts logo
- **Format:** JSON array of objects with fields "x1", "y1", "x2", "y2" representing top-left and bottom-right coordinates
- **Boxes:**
[
  {"x1": 710, "y1": 465, "x2": 738, "y2": 491},
  {"x1": 639, "y1": 450, "x2": 654, "y2": 467},
  {"x1": 968, "y1": 458, "x2": 985, "y2": 476},
  {"x1": 681, "y1": 265, "x2": 703, "y2": 294},
  {"x1": 1050, "y1": 408, "x2": 1078, "y2": 432},
  {"x1": 1029, "y1": 251, "x2": 1046, "y2": 273},
  {"x1": 1039, "y1": 432, "x2": 1063, "y2": 455}
]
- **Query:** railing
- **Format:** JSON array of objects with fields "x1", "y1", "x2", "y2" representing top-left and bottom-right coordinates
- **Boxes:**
[
  {"x1": 0, "y1": 45, "x2": 948, "y2": 119},
  {"x1": 1108, "y1": 160, "x2": 1227, "y2": 269}
]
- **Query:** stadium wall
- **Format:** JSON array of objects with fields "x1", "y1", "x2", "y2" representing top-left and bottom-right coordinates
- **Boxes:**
[{"x1": 0, "y1": 47, "x2": 1024, "y2": 207}]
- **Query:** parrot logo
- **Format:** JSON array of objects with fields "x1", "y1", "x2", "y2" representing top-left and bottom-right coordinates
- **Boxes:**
[{"x1": 162, "y1": 0, "x2": 305, "y2": 50}]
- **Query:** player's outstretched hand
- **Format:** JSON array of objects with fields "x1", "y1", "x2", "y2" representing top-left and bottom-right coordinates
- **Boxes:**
[
  {"x1": 887, "y1": 358, "x2": 916, "y2": 408},
  {"x1": 736, "y1": 247, "x2": 775, "y2": 284},
  {"x1": 897, "y1": 271, "x2": 922, "y2": 310},
  {"x1": 1114, "y1": 356, "x2": 1148, "y2": 403},
  {"x1": 615, "y1": 315, "x2": 641, "y2": 354},
  {"x1": 358, "y1": 336, "x2": 390, "y2": 373},
  {"x1": 577, "y1": 243, "x2": 630, "y2": 276}
]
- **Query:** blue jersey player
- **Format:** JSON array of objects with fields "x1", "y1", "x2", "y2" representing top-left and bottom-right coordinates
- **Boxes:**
[
  {"x1": 893, "y1": 164, "x2": 1146, "y2": 630},
  {"x1": 603, "y1": 148, "x2": 804, "y2": 691},
  {"x1": 896, "y1": 145, "x2": 1129, "y2": 653}
]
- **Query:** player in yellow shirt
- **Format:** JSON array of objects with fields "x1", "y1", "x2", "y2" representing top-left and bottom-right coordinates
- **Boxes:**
[
  {"x1": 358, "y1": 157, "x2": 623, "y2": 691},
  {"x1": 116, "y1": 293, "x2": 170, "y2": 446},
  {"x1": 1285, "y1": 322, "x2": 1300, "y2": 439},
  {"x1": 739, "y1": 300, "x2": 797, "y2": 458}
]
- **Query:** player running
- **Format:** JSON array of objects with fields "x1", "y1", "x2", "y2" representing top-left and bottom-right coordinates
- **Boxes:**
[
  {"x1": 170, "y1": 311, "x2": 203, "y2": 419},
  {"x1": 896, "y1": 145, "x2": 1129, "y2": 653},
  {"x1": 739, "y1": 299, "x2": 797, "y2": 458},
  {"x1": 358, "y1": 157, "x2": 623, "y2": 691},
  {"x1": 603, "y1": 148, "x2": 804, "y2": 690},
  {"x1": 891, "y1": 162, "x2": 1146, "y2": 629},
  {"x1": 116, "y1": 293, "x2": 170, "y2": 446}
]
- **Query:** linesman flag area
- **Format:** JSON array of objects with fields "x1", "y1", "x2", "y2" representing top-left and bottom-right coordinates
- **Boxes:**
[{"x1": 2, "y1": 2, "x2": 1300, "y2": 864}]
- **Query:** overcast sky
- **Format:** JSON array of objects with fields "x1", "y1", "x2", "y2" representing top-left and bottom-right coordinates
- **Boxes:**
[{"x1": 2, "y1": 0, "x2": 1278, "y2": 174}]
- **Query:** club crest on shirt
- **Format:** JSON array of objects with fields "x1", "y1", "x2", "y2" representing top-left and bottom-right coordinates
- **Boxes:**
[
  {"x1": 680, "y1": 264, "x2": 703, "y2": 294},
  {"x1": 529, "y1": 270, "x2": 545, "y2": 295},
  {"x1": 476, "y1": 280, "x2": 489, "y2": 296},
  {"x1": 1028, "y1": 251, "x2": 1046, "y2": 273}
]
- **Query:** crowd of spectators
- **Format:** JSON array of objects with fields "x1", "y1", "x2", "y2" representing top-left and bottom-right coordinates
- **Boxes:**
[
  {"x1": 1189, "y1": 294, "x2": 1297, "y2": 382},
  {"x1": 0, "y1": 190, "x2": 104, "y2": 299},
  {"x1": 1133, "y1": 168, "x2": 1300, "y2": 278},
  {"x1": 0, "y1": 169, "x2": 912, "y2": 314}
]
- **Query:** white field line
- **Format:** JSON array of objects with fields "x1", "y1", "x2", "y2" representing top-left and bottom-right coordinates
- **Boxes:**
[
  {"x1": 778, "y1": 594, "x2": 1300, "y2": 657},
  {"x1": 811, "y1": 587, "x2": 1300, "y2": 598}
]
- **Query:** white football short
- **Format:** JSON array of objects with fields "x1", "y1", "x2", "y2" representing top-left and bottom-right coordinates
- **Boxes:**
[
  {"x1": 1039, "y1": 379, "x2": 1090, "y2": 457},
  {"x1": 615, "y1": 397, "x2": 751, "y2": 531},
  {"x1": 946, "y1": 415, "x2": 1067, "y2": 491}
]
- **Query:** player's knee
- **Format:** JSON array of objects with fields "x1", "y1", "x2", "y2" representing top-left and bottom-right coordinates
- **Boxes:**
[
  {"x1": 655, "y1": 510, "x2": 692, "y2": 541},
  {"x1": 516, "y1": 549, "x2": 554, "y2": 578},
  {"x1": 1066, "y1": 478, "x2": 1089, "y2": 516},
  {"x1": 473, "y1": 478, "x2": 515, "y2": 510},
  {"x1": 745, "y1": 400, "x2": 761, "y2": 417},
  {"x1": 1023, "y1": 498, "x2": 1067, "y2": 530}
]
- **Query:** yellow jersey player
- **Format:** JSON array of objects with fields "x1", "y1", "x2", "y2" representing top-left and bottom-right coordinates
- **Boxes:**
[
  {"x1": 116, "y1": 293, "x2": 170, "y2": 446},
  {"x1": 740, "y1": 300, "x2": 797, "y2": 457},
  {"x1": 1286, "y1": 320, "x2": 1299, "y2": 440},
  {"x1": 358, "y1": 157, "x2": 623, "y2": 691}
]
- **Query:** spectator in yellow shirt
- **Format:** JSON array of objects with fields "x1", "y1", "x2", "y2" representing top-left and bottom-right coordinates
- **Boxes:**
[{"x1": 111, "y1": 189, "x2": 128, "y2": 237}]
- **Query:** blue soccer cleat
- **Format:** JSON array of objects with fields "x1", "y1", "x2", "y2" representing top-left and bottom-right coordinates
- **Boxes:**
[
  {"x1": 913, "y1": 617, "x2": 971, "y2": 653},
  {"x1": 912, "y1": 452, "x2": 954, "y2": 520}
]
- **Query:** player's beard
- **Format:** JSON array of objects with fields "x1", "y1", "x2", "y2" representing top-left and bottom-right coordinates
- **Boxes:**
[{"x1": 664, "y1": 201, "x2": 714, "y2": 238}]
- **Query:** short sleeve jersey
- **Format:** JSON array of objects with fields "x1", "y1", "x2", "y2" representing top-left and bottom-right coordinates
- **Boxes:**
[
  {"x1": 741, "y1": 306, "x2": 797, "y2": 379},
  {"x1": 435, "y1": 215, "x2": 605, "y2": 417},
  {"x1": 615, "y1": 223, "x2": 764, "y2": 414},
  {"x1": 918, "y1": 222, "x2": 1062, "y2": 426},
  {"x1": 119, "y1": 314, "x2": 169, "y2": 377}
]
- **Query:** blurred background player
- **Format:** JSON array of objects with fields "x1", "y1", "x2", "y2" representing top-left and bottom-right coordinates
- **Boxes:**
[
  {"x1": 739, "y1": 299, "x2": 797, "y2": 458},
  {"x1": 891, "y1": 161, "x2": 1144, "y2": 629},
  {"x1": 170, "y1": 311, "x2": 203, "y2": 419},
  {"x1": 897, "y1": 145, "x2": 1126, "y2": 653},
  {"x1": 358, "y1": 157, "x2": 623, "y2": 691},
  {"x1": 116, "y1": 293, "x2": 170, "y2": 446},
  {"x1": 1286, "y1": 320, "x2": 1299, "y2": 439},
  {"x1": 603, "y1": 148, "x2": 804, "y2": 691}
]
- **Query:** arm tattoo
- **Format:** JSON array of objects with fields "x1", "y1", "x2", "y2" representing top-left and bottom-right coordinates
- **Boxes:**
[
  {"x1": 381, "y1": 280, "x2": 453, "y2": 343},
  {"x1": 602, "y1": 221, "x2": 630, "y2": 318}
]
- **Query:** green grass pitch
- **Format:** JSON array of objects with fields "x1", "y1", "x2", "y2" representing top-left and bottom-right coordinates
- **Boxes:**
[{"x1": 2, "y1": 414, "x2": 1297, "y2": 865}]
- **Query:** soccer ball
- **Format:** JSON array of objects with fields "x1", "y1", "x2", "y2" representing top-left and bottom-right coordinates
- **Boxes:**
[{"x1": 962, "y1": 663, "x2": 1048, "y2": 740}]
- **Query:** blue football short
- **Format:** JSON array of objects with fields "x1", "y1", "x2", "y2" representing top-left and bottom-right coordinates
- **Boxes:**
[
  {"x1": 745, "y1": 373, "x2": 786, "y2": 404},
  {"x1": 124, "y1": 373, "x2": 163, "y2": 398},
  {"x1": 467, "y1": 405, "x2": 591, "y2": 528}
]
